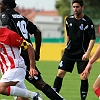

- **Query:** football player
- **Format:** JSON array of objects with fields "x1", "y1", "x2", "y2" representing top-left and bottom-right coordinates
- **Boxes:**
[
  {"x1": 0, "y1": 27, "x2": 42, "y2": 100},
  {"x1": 0, "y1": 0, "x2": 64, "y2": 100}
]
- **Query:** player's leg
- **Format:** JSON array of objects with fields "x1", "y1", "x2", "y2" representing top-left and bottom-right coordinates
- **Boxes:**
[
  {"x1": 53, "y1": 54, "x2": 75, "y2": 93},
  {"x1": 25, "y1": 70, "x2": 64, "y2": 100},
  {"x1": 23, "y1": 51, "x2": 64, "y2": 99},
  {"x1": 15, "y1": 80, "x2": 42, "y2": 100},
  {"x1": 13, "y1": 81, "x2": 30, "y2": 100},
  {"x1": 78, "y1": 60, "x2": 89, "y2": 100},
  {"x1": 0, "y1": 68, "x2": 42, "y2": 100},
  {"x1": 53, "y1": 69, "x2": 66, "y2": 93},
  {"x1": 15, "y1": 97, "x2": 29, "y2": 100},
  {"x1": 92, "y1": 75, "x2": 100, "y2": 99},
  {"x1": 0, "y1": 82, "x2": 41, "y2": 99}
]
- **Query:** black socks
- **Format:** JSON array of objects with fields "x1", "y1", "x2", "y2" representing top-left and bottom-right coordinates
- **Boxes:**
[
  {"x1": 53, "y1": 76, "x2": 63, "y2": 93},
  {"x1": 42, "y1": 84, "x2": 63, "y2": 100},
  {"x1": 80, "y1": 79, "x2": 88, "y2": 100}
]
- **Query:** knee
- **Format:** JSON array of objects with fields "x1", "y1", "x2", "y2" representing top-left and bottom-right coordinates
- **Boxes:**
[
  {"x1": 57, "y1": 69, "x2": 66, "y2": 78},
  {"x1": 0, "y1": 86, "x2": 6, "y2": 94},
  {"x1": 92, "y1": 85, "x2": 95, "y2": 92},
  {"x1": 92, "y1": 84, "x2": 98, "y2": 92}
]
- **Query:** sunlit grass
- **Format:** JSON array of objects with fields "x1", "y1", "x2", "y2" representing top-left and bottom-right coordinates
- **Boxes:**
[{"x1": 0, "y1": 61, "x2": 99, "y2": 100}]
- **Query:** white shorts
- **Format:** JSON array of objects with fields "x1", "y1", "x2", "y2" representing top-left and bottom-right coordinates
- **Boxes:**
[{"x1": 0, "y1": 68, "x2": 26, "y2": 83}]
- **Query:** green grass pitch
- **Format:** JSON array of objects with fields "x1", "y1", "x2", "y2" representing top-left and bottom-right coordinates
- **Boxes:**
[{"x1": 0, "y1": 61, "x2": 100, "y2": 100}]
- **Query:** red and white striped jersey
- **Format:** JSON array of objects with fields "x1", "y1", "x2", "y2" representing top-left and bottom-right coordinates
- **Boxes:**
[{"x1": 0, "y1": 28, "x2": 26, "y2": 75}]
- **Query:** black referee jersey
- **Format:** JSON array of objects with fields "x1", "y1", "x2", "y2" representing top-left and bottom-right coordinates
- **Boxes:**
[{"x1": 65, "y1": 14, "x2": 95, "y2": 56}]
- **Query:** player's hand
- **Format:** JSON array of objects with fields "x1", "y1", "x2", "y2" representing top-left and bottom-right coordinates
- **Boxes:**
[
  {"x1": 82, "y1": 52, "x2": 89, "y2": 61},
  {"x1": 81, "y1": 63, "x2": 92, "y2": 79},
  {"x1": 29, "y1": 68, "x2": 38, "y2": 78},
  {"x1": 35, "y1": 51, "x2": 40, "y2": 61}
]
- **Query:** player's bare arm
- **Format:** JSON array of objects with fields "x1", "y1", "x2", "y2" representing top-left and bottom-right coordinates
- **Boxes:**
[
  {"x1": 34, "y1": 28, "x2": 42, "y2": 61},
  {"x1": 82, "y1": 43, "x2": 100, "y2": 79},
  {"x1": 20, "y1": 40, "x2": 38, "y2": 77},
  {"x1": 82, "y1": 40, "x2": 95, "y2": 61}
]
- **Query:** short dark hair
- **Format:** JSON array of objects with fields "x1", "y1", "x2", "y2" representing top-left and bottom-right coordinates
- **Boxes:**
[
  {"x1": 72, "y1": 0, "x2": 84, "y2": 7},
  {"x1": 2, "y1": 0, "x2": 16, "y2": 8}
]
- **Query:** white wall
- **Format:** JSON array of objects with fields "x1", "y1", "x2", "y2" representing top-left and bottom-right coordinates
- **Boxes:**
[{"x1": 34, "y1": 15, "x2": 63, "y2": 38}]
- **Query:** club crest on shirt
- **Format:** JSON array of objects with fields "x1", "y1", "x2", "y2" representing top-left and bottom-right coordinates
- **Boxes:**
[{"x1": 79, "y1": 24, "x2": 84, "y2": 30}]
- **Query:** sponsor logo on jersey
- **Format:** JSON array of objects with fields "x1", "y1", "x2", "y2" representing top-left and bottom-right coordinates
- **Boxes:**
[
  {"x1": 16, "y1": 39, "x2": 22, "y2": 43},
  {"x1": 12, "y1": 14, "x2": 24, "y2": 18}
]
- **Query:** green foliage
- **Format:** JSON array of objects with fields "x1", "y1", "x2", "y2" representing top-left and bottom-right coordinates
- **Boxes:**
[
  {"x1": 55, "y1": 0, "x2": 70, "y2": 20},
  {"x1": 55, "y1": 0, "x2": 100, "y2": 20},
  {"x1": 84, "y1": 0, "x2": 100, "y2": 19},
  {"x1": 0, "y1": 61, "x2": 100, "y2": 100}
]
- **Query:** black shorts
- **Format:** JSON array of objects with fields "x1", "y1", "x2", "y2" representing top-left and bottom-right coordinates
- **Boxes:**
[
  {"x1": 21, "y1": 50, "x2": 41, "y2": 84},
  {"x1": 58, "y1": 52, "x2": 89, "y2": 74}
]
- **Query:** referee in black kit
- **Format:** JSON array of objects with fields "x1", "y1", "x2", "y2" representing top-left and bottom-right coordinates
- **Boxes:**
[{"x1": 53, "y1": 0, "x2": 96, "y2": 100}]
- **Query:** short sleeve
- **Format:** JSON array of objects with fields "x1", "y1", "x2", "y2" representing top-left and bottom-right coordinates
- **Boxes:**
[
  {"x1": 0, "y1": 28, "x2": 23, "y2": 47},
  {"x1": 27, "y1": 21, "x2": 37, "y2": 34},
  {"x1": 88, "y1": 20, "x2": 96, "y2": 40},
  {"x1": 66, "y1": 18, "x2": 69, "y2": 36}
]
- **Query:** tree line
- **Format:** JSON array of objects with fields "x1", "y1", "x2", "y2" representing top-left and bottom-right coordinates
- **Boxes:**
[{"x1": 55, "y1": 0, "x2": 100, "y2": 21}]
